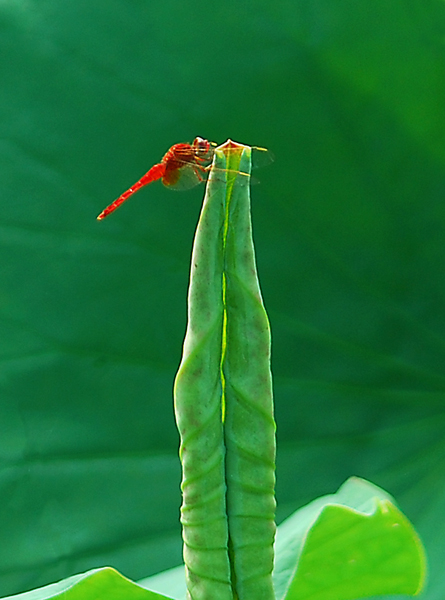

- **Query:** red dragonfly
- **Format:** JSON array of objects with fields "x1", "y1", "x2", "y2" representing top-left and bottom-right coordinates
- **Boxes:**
[{"x1": 97, "y1": 137, "x2": 271, "y2": 220}]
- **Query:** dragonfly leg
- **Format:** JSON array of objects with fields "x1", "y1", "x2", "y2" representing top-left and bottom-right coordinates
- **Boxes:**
[{"x1": 193, "y1": 165, "x2": 206, "y2": 182}]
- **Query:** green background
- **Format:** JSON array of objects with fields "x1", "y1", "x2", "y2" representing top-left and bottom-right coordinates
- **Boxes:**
[{"x1": 1, "y1": 1, "x2": 444, "y2": 598}]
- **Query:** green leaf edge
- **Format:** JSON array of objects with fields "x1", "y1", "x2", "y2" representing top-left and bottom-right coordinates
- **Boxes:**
[
  {"x1": 0, "y1": 567, "x2": 172, "y2": 600},
  {"x1": 275, "y1": 476, "x2": 427, "y2": 600}
]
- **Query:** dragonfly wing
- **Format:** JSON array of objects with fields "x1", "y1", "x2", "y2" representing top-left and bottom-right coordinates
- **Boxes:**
[
  {"x1": 208, "y1": 167, "x2": 256, "y2": 187},
  {"x1": 251, "y1": 146, "x2": 274, "y2": 170},
  {"x1": 162, "y1": 163, "x2": 206, "y2": 190}
]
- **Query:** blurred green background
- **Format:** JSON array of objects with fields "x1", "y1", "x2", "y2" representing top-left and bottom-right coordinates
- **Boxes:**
[{"x1": 1, "y1": 1, "x2": 445, "y2": 598}]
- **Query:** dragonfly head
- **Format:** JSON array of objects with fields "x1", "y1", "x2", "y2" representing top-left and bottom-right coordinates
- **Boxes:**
[{"x1": 193, "y1": 137, "x2": 217, "y2": 160}]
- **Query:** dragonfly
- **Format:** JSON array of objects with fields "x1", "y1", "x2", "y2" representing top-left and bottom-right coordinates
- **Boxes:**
[{"x1": 96, "y1": 137, "x2": 271, "y2": 220}]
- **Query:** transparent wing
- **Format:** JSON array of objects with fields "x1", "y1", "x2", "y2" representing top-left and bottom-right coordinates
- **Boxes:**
[{"x1": 162, "y1": 145, "x2": 273, "y2": 191}]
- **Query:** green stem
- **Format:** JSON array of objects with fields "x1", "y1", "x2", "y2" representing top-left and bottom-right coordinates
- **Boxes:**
[{"x1": 174, "y1": 140, "x2": 276, "y2": 600}]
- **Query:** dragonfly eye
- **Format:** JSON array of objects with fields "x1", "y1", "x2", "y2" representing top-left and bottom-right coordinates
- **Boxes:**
[{"x1": 193, "y1": 137, "x2": 212, "y2": 158}]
